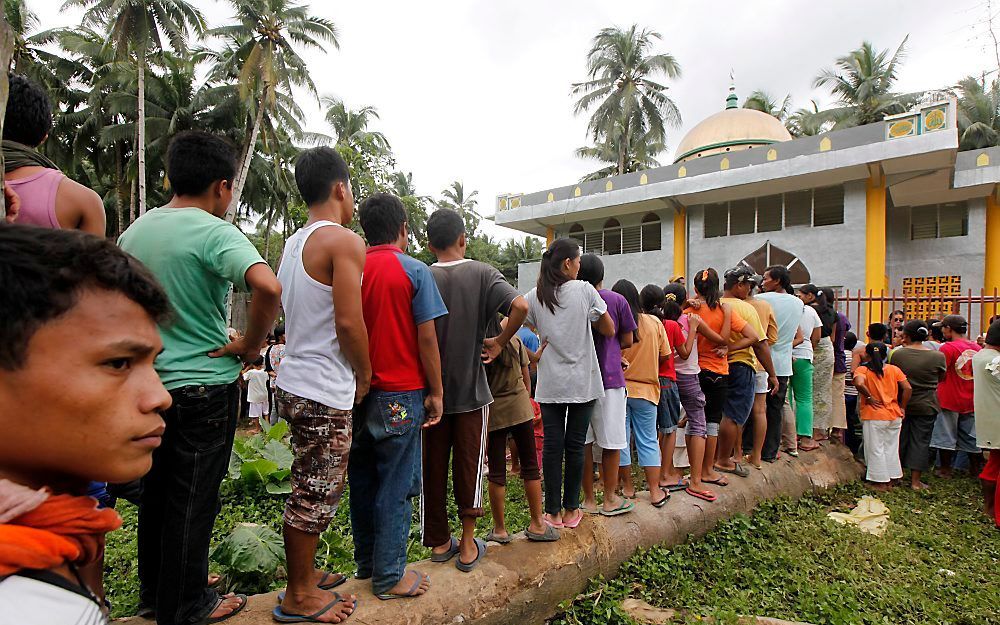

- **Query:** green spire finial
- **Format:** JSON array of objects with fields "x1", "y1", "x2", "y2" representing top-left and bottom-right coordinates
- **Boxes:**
[{"x1": 726, "y1": 70, "x2": 737, "y2": 109}]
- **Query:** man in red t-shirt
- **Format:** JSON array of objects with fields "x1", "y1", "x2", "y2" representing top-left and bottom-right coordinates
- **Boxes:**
[{"x1": 931, "y1": 315, "x2": 983, "y2": 478}]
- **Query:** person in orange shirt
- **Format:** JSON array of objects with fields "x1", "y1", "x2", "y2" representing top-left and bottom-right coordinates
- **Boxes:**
[
  {"x1": 854, "y1": 342, "x2": 912, "y2": 491},
  {"x1": 685, "y1": 269, "x2": 744, "y2": 488}
]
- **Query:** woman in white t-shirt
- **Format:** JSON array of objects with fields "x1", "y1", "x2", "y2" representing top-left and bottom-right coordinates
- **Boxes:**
[
  {"x1": 789, "y1": 302, "x2": 822, "y2": 451},
  {"x1": 524, "y1": 238, "x2": 614, "y2": 530}
]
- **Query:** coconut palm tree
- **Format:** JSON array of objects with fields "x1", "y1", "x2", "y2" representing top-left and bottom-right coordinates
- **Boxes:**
[
  {"x1": 572, "y1": 24, "x2": 682, "y2": 176},
  {"x1": 576, "y1": 113, "x2": 664, "y2": 181},
  {"x1": 208, "y1": 0, "x2": 339, "y2": 222},
  {"x1": 786, "y1": 100, "x2": 829, "y2": 137},
  {"x1": 436, "y1": 181, "x2": 481, "y2": 237},
  {"x1": 813, "y1": 37, "x2": 916, "y2": 129},
  {"x1": 743, "y1": 89, "x2": 792, "y2": 122},
  {"x1": 955, "y1": 75, "x2": 1000, "y2": 150},
  {"x1": 307, "y1": 96, "x2": 390, "y2": 153},
  {"x1": 67, "y1": 0, "x2": 204, "y2": 218}
]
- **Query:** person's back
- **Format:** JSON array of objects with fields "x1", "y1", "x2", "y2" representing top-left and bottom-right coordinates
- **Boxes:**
[
  {"x1": 756, "y1": 290, "x2": 803, "y2": 377},
  {"x1": 938, "y1": 335, "x2": 980, "y2": 414},
  {"x1": 594, "y1": 288, "x2": 636, "y2": 389},
  {"x1": 243, "y1": 366, "x2": 270, "y2": 404},
  {"x1": 855, "y1": 362, "x2": 907, "y2": 421},
  {"x1": 623, "y1": 313, "x2": 669, "y2": 399},
  {"x1": 3, "y1": 74, "x2": 104, "y2": 235},
  {"x1": 888, "y1": 347, "x2": 945, "y2": 416}
]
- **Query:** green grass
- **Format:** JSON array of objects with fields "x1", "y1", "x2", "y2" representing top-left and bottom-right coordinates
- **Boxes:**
[
  {"x1": 550, "y1": 476, "x2": 1000, "y2": 625},
  {"x1": 105, "y1": 459, "x2": 532, "y2": 618}
]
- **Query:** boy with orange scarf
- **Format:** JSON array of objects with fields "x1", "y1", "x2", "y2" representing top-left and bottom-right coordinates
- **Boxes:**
[{"x1": 0, "y1": 226, "x2": 173, "y2": 623}]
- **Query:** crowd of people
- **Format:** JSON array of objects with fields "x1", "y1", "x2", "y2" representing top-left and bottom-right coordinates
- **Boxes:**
[{"x1": 1, "y1": 72, "x2": 999, "y2": 625}]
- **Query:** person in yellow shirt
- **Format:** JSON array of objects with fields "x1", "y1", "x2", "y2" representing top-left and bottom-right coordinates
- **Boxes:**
[{"x1": 717, "y1": 267, "x2": 777, "y2": 477}]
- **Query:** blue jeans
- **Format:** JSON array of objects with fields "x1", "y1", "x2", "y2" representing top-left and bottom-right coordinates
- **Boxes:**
[
  {"x1": 138, "y1": 382, "x2": 239, "y2": 625},
  {"x1": 621, "y1": 398, "x2": 660, "y2": 467},
  {"x1": 349, "y1": 389, "x2": 425, "y2": 595}
]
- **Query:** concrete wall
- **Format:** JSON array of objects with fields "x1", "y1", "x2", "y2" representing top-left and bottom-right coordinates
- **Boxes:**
[
  {"x1": 686, "y1": 181, "x2": 868, "y2": 293},
  {"x1": 886, "y1": 197, "x2": 986, "y2": 295}
]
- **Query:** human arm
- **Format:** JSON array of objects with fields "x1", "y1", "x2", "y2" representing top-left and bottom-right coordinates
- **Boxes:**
[
  {"x1": 483, "y1": 295, "x2": 529, "y2": 364},
  {"x1": 793, "y1": 325, "x2": 804, "y2": 347},
  {"x1": 751, "y1": 340, "x2": 779, "y2": 394},
  {"x1": 810, "y1": 326, "x2": 821, "y2": 349},
  {"x1": 728, "y1": 322, "x2": 760, "y2": 351},
  {"x1": 416, "y1": 320, "x2": 444, "y2": 427},
  {"x1": 898, "y1": 378, "x2": 912, "y2": 412},
  {"x1": 3, "y1": 182, "x2": 20, "y2": 223},
  {"x1": 209, "y1": 263, "x2": 281, "y2": 363},
  {"x1": 674, "y1": 316, "x2": 699, "y2": 359},
  {"x1": 852, "y1": 369, "x2": 883, "y2": 409},
  {"x1": 521, "y1": 365, "x2": 531, "y2": 395},
  {"x1": 57, "y1": 177, "x2": 106, "y2": 236},
  {"x1": 593, "y1": 311, "x2": 615, "y2": 337},
  {"x1": 330, "y1": 234, "x2": 371, "y2": 404}
]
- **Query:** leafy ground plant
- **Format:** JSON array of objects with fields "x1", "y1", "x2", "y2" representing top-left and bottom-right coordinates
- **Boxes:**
[
  {"x1": 211, "y1": 523, "x2": 286, "y2": 594},
  {"x1": 229, "y1": 418, "x2": 294, "y2": 494},
  {"x1": 550, "y1": 476, "x2": 1000, "y2": 625}
]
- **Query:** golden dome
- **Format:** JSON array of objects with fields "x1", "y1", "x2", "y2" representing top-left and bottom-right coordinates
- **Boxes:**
[{"x1": 674, "y1": 106, "x2": 792, "y2": 163}]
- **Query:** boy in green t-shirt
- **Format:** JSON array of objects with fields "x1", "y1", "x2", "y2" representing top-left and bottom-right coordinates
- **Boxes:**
[{"x1": 118, "y1": 131, "x2": 281, "y2": 625}]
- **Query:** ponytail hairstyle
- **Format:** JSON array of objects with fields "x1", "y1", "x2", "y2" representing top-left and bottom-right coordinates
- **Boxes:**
[
  {"x1": 693, "y1": 268, "x2": 721, "y2": 309},
  {"x1": 640, "y1": 284, "x2": 666, "y2": 320},
  {"x1": 536, "y1": 238, "x2": 580, "y2": 313},
  {"x1": 799, "y1": 283, "x2": 828, "y2": 312},
  {"x1": 662, "y1": 283, "x2": 686, "y2": 321},
  {"x1": 612, "y1": 279, "x2": 642, "y2": 342},
  {"x1": 764, "y1": 264, "x2": 793, "y2": 295},
  {"x1": 821, "y1": 287, "x2": 837, "y2": 310},
  {"x1": 902, "y1": 319, "x2": 929, "y2": 343},
  {"x1": 865, "y1": 341, "x2": 888, "y2": 377}
]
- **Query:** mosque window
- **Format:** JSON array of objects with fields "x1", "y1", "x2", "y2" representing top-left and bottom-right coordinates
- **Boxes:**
[
  {"x1": 704, "y1": 203, "x2": 729, "y2": 238},
  {"x1": 603, "y1": 218, "x2": 622, "y2": 255},
  {"x1": 910, "y1": 201, "x2": 968, "y2": 240},
  {"x1": 641, "y1": 213, "x2": 661, "y2": 251},
  {"x1": 813, "y1": 186, "x2": 845, "y2": 226},
  {"x1": 756, "y1": 195, "x2": 783, "y2": 232},
  {"x1": 783, "y1": 191, "x2": 812, "y2": 227},
  {"x1": 729, "y1": 199, "x2": 755, "y2": 235},
  {"x1": 569, "y1": 223, "x2": 584, "y2": 247}
]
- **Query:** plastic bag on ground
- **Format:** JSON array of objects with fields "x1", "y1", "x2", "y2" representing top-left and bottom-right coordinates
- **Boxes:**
[{"x1": 827, "y1": 495, "x2": 889, "y2": 535}]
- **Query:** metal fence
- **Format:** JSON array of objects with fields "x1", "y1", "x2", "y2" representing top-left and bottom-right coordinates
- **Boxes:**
[{"x1": 839, "y1": 289, "x2": 1000, "y2": 337}]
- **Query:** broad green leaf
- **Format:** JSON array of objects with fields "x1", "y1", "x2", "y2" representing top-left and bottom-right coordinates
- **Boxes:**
[
  {"x1": 267, "y1": 419, "x2": 289, "y2": 441},
  {"x1": 227, "y1": 450, "x2": 243, "y2": 480},
  {"x1": 240, "y1": 458, "x2": 278, "y2": 483},
  {"x1": 265, "y1": 481, "x2": 292, "y2": 495},
  {"x1": 261, "y1": 439, "x2": 294, "y2": 470},
  {"x1": 210, "y1": 523, "x2": 284, "y2": 574}
]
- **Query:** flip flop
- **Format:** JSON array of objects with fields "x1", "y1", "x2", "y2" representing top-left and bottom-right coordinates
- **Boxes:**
[
  {"x1": 525, "y1": 524, "x2": 560, "y2": 542},
  {"x1": 206, "y1": 594, "x2": 248, "y2": 624},
  {"x1": 660, "y1": 478, "x2": 689, "y2": 492},
  {"x1": 651, "y1": 487, "x2": 670, "y2": 508},
  {"x1": 562, "y1": 510, "x2": 585, "y2": 528},
  {"x1": 375, "y1": 570, "x2": 429, "y2": 600},
  {"x1": 581, "y1": 504, "x2": 601, "y2": 515},
  {"x1": 703, "y1": 476, "x2": 729, "y2": 486},
  {"x1": 685, "y1": 486, "x2": 717, "y2": 502},
  {"x1": 484, "y1": 530, "x2": 513, "y2": 545},
  {"x1": 715, "y1": 463, "x2": 750, "y2": 478},
  {"x1": 455, "y1": 538, "x2": 487, "y2": 573},
  {"x1": 743, "y1": 455, "x2": 763, "y2": 470},
  {"x1": 430, "y1": 536, "x2": 460, "y2": 562},
  {"x1": 543, "y1": 515, "x2": 564, "y2": 529},
  {"x1": 600, "y1": 499, "x2": 635, "y2": 517},
  {"x1": 272, "y1": 593, "x2": 356, "y2": 623},
  {"x1": 275, "y1": 572, "x2": 349, "y2": 603}
]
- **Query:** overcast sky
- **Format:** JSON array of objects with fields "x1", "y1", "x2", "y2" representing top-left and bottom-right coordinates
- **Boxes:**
[{"x1": 33, "y1": 0, "x2": 999, "y2": 241}]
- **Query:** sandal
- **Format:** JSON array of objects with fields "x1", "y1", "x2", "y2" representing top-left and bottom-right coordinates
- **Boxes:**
[
  {"x1": 742, "y1": 455, "x2": 762, "y2": 470},
  {"x1": 375, "y1": 570, "x2": 429, "y2": 600},
  {"x1": 562, "y1": 510, "x2": 585, "y2": 528},
  {"x1": 430, "y1": 536, "x2": 460, "y2": 562},
  {"x1": 275, "y1": 572, "x2": 349, "y2": 603},
  {"x1": 660, "y1": 478, "x2": 689, "y2": 492},
  {"x1": 484, "y1": 530, "x2": 513, "y2": 545},
  {"x1": 651, "y1": 487, "x2": 670, "y2": 508},
  {"x1": 703, "y1": 476, "x2": 729, "y2": 487},
  {"x1": 272, "y1": 593, "x2": 355, "y2": 623},
  {"x1": 526, "y1": 524, "x2": 560, "y2": 542},
  {"x1": 600, "y1": 499, "x2": 635, "y2": 517},
  {"x1": 543, "y1": 514, "x2": 564, "y2": 529},
  {"x1": 685, "y1": 486, "x2": 717, "y2": 502},
  {"x1": 206, "y1": 593, "x2": 248, "y2": 624},
  {"x1": 714, "y1": 463, "x2": 750, "y2": 478},
  {"x1": 455, "y1": 538, "x2": 487, "y2": 573}
]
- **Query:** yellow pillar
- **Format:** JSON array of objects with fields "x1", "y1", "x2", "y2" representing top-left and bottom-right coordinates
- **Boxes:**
[
  {"x1": 865, "y1": 167, "x2": 888, "y2": 327},
  {"x1": 985, "y1": 188, "x2": 1000, "y2": 327},
  {"x1": 545, "y1": 226, "x2": 554, "y2": 247},
  {"x1": 673, "y1": 207, "x2": 687, "y2": 282}
]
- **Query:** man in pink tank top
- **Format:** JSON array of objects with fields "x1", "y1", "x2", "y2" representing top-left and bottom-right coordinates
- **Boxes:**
[{"x1": 3, "y1": 74, "x2": 105, "y2": 235}]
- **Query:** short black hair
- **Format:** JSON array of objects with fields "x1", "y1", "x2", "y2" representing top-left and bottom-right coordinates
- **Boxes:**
[
  {"x1": 359, "y1": 192, "x2": 407, "y2": 246},
  {"x1": 4, "y1": 74, "x2": 53, "y2": 146},
  {"x1": 844, "y1": 331, "x2": 858, "y2": 351},
  {"x1": 295, "y1": 146, "x2": 351, "y2": 206},
  {"x1": 577, "y1": 253, "x2": 604, "y2": 287},
  {"x1": 867, "y1": 322, "x2": 888, "y2": 342},
  {"x1": 273, "y1": 323, "x2": 285, "y2": 340},
  {"x1": 427, "y1": 208, "x2": 465, "y2": 250},
  {"x1": 251, "y1": 355, "x2": 264, "y2": 367},
  {"x1": 166, "y1": 131, "x2": 238, "y2": 197},
  {"x1": 0, "y1": 225, "x2": 172, "y2": 370}
]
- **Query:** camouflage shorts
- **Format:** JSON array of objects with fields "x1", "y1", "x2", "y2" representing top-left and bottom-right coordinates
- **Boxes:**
[{"x1": 276, "y1": 389, "x2": 352, "y2": 534}]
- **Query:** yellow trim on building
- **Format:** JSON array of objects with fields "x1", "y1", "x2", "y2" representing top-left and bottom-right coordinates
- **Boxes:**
[
  {"x1": 985, "y1": 188, "x2": 1000, "y2": 326},
  {"x1": 673, "y1": 207, "x2": 687, "y2": 282},
  {"x1": 546, "y1": 227, "x2": 554, "y2": 247},
  {"x1": 865, "y1": 167, "x2": 887, "y2": 326}
]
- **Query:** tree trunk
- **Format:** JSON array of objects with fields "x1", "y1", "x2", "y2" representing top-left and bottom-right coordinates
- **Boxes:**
[
  {"x1": 115, "y1": 142, "x2": 126, "y2": 236},
  {"x1": 129, "y1": 174, "x2": 137, "y2": 226},
  {"x1": 263, "y1": 200, "x2": 275, "y2": 263},
  {"x1": 226, "y1": 95, "x2": 266, "y2": 223},
  {"x1": 0, "y1": 18, "x2": 13, "y2": 218},
  {"x1": 137, "y1": 53, "x2": 147, "y2": 216}
]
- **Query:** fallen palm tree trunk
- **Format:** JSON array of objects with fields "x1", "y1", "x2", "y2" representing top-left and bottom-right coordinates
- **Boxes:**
[{"x1": 121, "y1": 444, "x2": 862, "y2": 625}]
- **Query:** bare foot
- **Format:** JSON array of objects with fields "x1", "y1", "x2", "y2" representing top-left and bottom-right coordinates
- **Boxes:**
[
  {"x1": 935, "y1": 469, "x2": 953, "y2": 479},
  {"x1": 527, "y1": 519, "x2": 547, "y2": 535},
  {"x1": 281, "y1": 588, "x2": 356, "y2": 623},
  {"x1": 911, "y1": 481, "x2": 930, "y2": 490},
  {"x1": 543, "y1": 513, "x2": 563, "y2": 527},
  {"x1": 868, "y1": 482, "x2": 891, "y2": 492},
  {"x1": 458, "y1": 538, "x2": 478, "y2": 564},
  {"x1": 211, "y1": 594, "x2": 247, "y2": 620},
  {"x1": 385, "y1": 569, "x2": 430, "y2": 597},
  {"x1": 562, "y1": 509, "x2": 583, "y2": 527}
]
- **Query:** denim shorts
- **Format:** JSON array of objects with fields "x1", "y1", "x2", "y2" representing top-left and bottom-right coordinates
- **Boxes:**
[
  {"x1": 930, "y1": 410, "x2": 980, "y2": 453},
  {"x1": 657, "y1": 377, "x2": 681, "y2": 434},
  {"x1": 724, "y1": 363, "x2": 756, "y2": 427}
]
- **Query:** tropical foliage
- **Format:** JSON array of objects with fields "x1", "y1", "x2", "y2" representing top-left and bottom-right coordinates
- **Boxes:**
[
  {"x1": 955, "y1": 75, "x2": 1000, "y2": 150},
  {"x1": 572, "y1": 24, "x2": 681, "y2": 180}
]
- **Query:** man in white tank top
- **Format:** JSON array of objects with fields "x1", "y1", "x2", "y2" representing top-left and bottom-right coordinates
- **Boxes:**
[{"x1": 273, "y1": 148, "x2": 371, "y2": 623}]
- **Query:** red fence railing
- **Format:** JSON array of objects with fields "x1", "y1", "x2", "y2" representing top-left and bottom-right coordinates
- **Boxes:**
[{"x1": 838, "y1": 289, "x2": 1000, "y2": 338}]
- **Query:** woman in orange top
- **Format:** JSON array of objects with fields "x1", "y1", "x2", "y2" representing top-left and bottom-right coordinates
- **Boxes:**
[
  {"x1": 854, "y1": 342, "x2": 912, "y2": 491},
  {"x1": 686, "y1": 269, "x2": 746, "y2": 487}
]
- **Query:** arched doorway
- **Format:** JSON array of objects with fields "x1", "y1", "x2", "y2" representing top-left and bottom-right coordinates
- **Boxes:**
[{"x1": 738, "y1": 241, "x2": 811, "y2": 284}]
